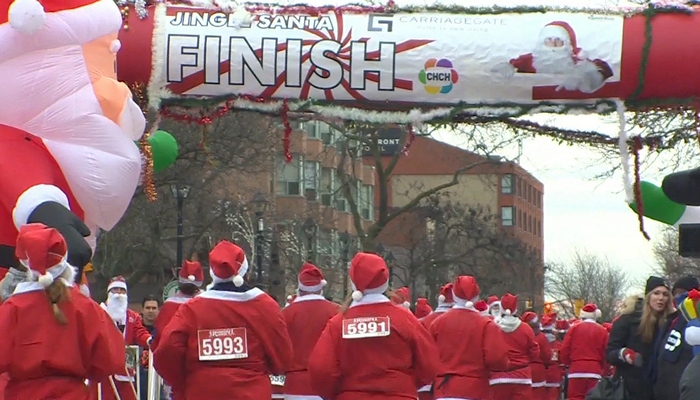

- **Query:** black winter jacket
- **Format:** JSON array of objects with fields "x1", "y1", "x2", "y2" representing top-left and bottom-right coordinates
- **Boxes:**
[
  {"x1": 680, "y1": 354, "x2": 700, "y2": 400},
  {"x1": 653, "y1": 311, "x2": 694, "y2": 400},
  {"x1": 606, "y1": 296, "x2": 656, "y2": 400}
]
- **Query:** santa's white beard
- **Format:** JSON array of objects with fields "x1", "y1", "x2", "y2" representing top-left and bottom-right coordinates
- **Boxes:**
[
  {"x1": 106, "y1": 293, "x2": 128, "y2": 323},
  {"x1": 532, "y1": 45, "x2": 576, "y2": 74}
]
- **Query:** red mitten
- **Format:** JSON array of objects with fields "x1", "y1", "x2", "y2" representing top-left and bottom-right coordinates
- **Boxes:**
[{"x1": 620, "y1": 348, "x2": 643, "y2": 367}]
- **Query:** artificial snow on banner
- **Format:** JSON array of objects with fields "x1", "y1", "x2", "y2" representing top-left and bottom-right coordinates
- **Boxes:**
[{"x1": 154, "y1": 5, "x2": 623, "y2": 105}]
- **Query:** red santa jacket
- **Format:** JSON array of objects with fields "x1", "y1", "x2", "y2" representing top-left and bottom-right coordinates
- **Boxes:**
[
  {"x1": 0, "y1": 127, "x2": 85, "y2": 275},
  {"x1": 153, "y1": 286, "x2": 293, "y2": 400},
  {"x1": 308, "y1": 294, "x2": 439, "y2": 400},
  {"x1": 559, "y1": 320, "x2": 608, "y2": 379},
  {"x1": 0, "y1": 282, "x2": 125, "y2": 400},
  {"x1": 546, "y1": 338, "x2": 563, "y2": 387},
  {"x1": 152, "y1": 294, "x2": 194, "y2": 351},
  {"x1": 429, "y1": 306, "x2": 510, "y2": 399},
  {"x1": 419, "y1": 305, "x2": 450, "y2": 330},
  {"x1": 281, "y1": 294, "x2": 339, "y2": 396},
  {"x1": 489, "y1": 315, "x2": 540, "y2": 386},
  {"x1": 532, "y1": 331, "x2": 553, "y2": 387}
]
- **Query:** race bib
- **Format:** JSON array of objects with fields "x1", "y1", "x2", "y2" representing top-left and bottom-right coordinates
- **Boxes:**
[
  {"x1": 552, "y1": 350, "x2": 559, "y2": 362},
  {"x1": 197, "y1": 327, "x2": 248, "y2": 361},
  {"x1": 342, "y1": 316, "x2": 390, "y2": 339},
  {"x1": 270, "y1": 375, "x2": 285, "y2": 386}
]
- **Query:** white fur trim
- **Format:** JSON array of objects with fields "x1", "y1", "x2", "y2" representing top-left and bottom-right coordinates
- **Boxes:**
[
  {"x1": 595, "y1": 309, "x2": 602, "y2": 319},
  {"x1": 178, "y1": 277, "x2": 203, "y2": 287},
  {"x1": 198, "y1": 287, "x2": 265, "y2": 302},
  {"x1": 438, "y1": 294, "x2": 446, "y2": 302},
  {"x1": 452, "y1": 290, "x2": 479, "y2": 308},
  {"x1": 8, "y1": 0, "x2": 46, "y2": 35},
  {"x1": 107, "y1": 280, "x2": 127, "y2": 292},
  {"x1": 351, "y1": 290, "x2": 363, "y2": 301},
  {"x1": 79, "y1": 284, "x2": 90, "y2": 297},
  {"x1": 568, "y1": 373, "x2": 602, "y2": 379},
  {"x1": 349, "y1": 279, "x2": 389, "y2": 298},
  {"x1": 350, "y1": 292, "x2": 390, "y2": 308},
  {"x1": 579, "y1": 310, "x2": 598, "y2": 320},
  {"x1": 110, "y1": 39, "x2": 121, "y2": 54},
  {"x1": 298, "y1": 279, "x2": 327, "y2": 292},
  {"x1": 489, "y1": 378, "x2": 532, "y2": 385},
  {"x1": 210, "y1": 256, "x2": 249, "y2": 285},
  {"x1": 38, "y1": 273, "x2": 53, "y2": 287},
  {"x1": 293, "y1": 294, "x2": 326, "y2": 303},
  {"x1": 12, "y1": 184, "x2": 71, "y2": 230}
]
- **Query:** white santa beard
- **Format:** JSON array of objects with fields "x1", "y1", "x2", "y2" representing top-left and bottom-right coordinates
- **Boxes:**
[
  {"x1": 106, "y1": 293, "x2": 128, "y2": 323},
  {"x1": 532, "y1": 45, "x2": 575, "y2": 74},
  {"x1": 0, "y1": 45, "x2": 144, "y2": 231}
]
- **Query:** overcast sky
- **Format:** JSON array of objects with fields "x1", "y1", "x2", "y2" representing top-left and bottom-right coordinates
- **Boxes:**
[{"x1": 434, "y1": 113, "x2": 670, "y2": 289}]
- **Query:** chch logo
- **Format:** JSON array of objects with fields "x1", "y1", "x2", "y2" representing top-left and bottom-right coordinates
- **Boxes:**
[{"x1": 418, "y1": 58, "x2": 459, "y2": 94}]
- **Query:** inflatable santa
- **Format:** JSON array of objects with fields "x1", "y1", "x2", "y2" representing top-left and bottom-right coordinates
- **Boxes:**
[
  {"x1": 0, "y1": 0, "x2": 177, "y2": 281},
  {"x1": 491, "y1": 21, "x2": 613, "y2": 94}
]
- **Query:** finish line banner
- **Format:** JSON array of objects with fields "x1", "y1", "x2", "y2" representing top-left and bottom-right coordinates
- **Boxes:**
[{"x1": 154, "y1": 5, "x2": 623, "y2": 104}]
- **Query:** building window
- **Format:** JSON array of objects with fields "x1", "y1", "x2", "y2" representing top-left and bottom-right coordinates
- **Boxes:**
[
  {"x1": 537, "y1": 220, "x2": 542, "y2": 237},
  {"x1": 302, "y1": 121, "x2": 318, "y2": 139},
  {"x1": 318, "y1": 122, "x2": 338, "y2": 145},
  {"x1": 320, "y1": 167, "x2": 335, "y2": 206},
  {"x1": 501, "y1": 174, "x2": 513, "y2": 194},
  {"x1": 277, "y1": 155, "x2": 303, "y2": 196},
  {"x1": 304, "y1": 161, "x2": 320, "y2": 201},
  {"x1": 361, "y1": 184, "x2": 374, "y2": 220},
  {"x1": 501, "y1": 206, "x2": 514, "y2": 226},
  {"x1": 528, "y1": 215, "x2": 533, "y2": 233}
]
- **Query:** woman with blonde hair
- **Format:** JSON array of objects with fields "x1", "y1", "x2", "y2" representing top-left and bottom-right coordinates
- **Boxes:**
[{"x1": 606, "y1": 276, "x2": 673, "y2": 400}]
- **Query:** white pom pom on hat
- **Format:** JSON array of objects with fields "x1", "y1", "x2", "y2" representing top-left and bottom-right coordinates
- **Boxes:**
[
  {"x1": 232, "y1": 275, "x2": 244, "y2": 287},
  {"x1": 187, "y1": 275, "x2": 195, "y2": 281},
  {"x1": 403, "y1": 301, "x2": 410, "y2": 308},
  {"x1": 8, "y1": 0, "x2": 46, "y2": 35},
  {"x1": 110, "y1": 39, "x2": 122, "y2": 54},
  {"x1": 438, "y1": 294, "x2": 446, "y2": 303},
  {"x1": 352, "y1": 290, "x2": 364, "y2": 301},
  {"x1": 38, "y1": 273, "x2": 54, "y2": 288}
]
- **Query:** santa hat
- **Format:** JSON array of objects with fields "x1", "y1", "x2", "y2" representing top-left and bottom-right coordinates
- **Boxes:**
[
  {"x1": 555, "y1": 319, "x2": 570, "y2": 332},
  {"x1": 487, "y1": 295, "x2": 501, "y2": 308},
  {"x1": 349, "y1": 253, "x2": 389, "y2": 302},
  {"x1": 107, "y1": 275, "x2": 127, "y2": 292},
  {"x1": 579, "y1": 303, "x2": 602, "y2": 320},
  {"x1": 391, "y1": 287, "x2": 411, "y2": 308},
  {"x1": 452, "y1": 276, "x2": 480, "y2": 309},
  {"x1": 541, "y1": 314, "x2": 556, "y2": 330},
  {"x1": 538, "y1": 21, "x2": 581, "y2": 55},
  {"x1": 209, "y1": 240, "x2": 249, "y2": 287},
  {"x1": 474, "y1": 300, "x2": 490, "y2": 316},
  {"x1": 15, "y1": 223, "x2": 71, "y2": 288},
  {"x1": 297, "y1": 262, "x2": 327, "y2": 292},
  {"x1": 414, "y1": 298, "x2": 432, "y2": 319},
  {"x1": 438, "y1": 283, "x2": 454, "y2": 305},
  {"x1": 500, "y1": 293, "x2": 518, "y2": 316},
  {"x1": 521, "y1": 311, "x2": 539, "y2": 325},
  {"x1": 179, "y1": 260, "x2": 204, "y2": 287}
]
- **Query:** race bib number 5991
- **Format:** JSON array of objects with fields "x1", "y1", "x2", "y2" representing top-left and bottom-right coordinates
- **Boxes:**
[
  {"x1": 342, "y1": 316, "x2": 390, "y2": 339},
  {"x1": 197, "y1": 328, "x2": 248, "y2": 361}
]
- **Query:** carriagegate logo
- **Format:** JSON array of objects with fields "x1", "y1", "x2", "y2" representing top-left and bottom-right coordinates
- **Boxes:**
[{"x1": 418, "y1": 58, "x2": 459, "y2": 94}]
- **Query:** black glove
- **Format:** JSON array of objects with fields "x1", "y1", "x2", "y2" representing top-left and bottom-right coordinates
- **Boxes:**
[
  {"x1": 27, "y1": 201, "x2": 92, "y2": 283},
  {"x1": 662, "y1": 167, "x2": 700, "y2": 206}
]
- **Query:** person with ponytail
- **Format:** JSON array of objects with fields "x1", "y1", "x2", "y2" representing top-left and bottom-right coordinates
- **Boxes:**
[
  {"x1": 0, "y1": 223, "x2": 125, "y2": 400},
  {"x1": 307, "y1": 252, "x2": 439, "y2": 400}
]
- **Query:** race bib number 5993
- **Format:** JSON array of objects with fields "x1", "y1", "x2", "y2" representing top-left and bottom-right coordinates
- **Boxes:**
[
  {"x1": 197, "y1": 328, "x2": 248, "y2": 361},
  {"x1": 342, "y1": 316, "x2": 390, "y2": 339}
]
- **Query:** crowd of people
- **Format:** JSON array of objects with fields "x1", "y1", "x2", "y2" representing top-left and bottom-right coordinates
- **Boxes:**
[{"x1": 0, "y1": 223, "x2": 700, "y2": 399}]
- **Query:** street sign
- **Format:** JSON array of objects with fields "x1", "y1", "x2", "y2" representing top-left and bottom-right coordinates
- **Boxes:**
[{"x1": 163, "y1": 279, "x2": 179, "y2": 301}]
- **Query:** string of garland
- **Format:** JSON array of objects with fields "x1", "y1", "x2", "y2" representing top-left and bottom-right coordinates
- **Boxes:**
[
  {"x1": 632, "y1": 136, "x2": 649, "y2": 240},
  {"x1": 130, "y1": 83, "x2": 158, "y2": 202}
]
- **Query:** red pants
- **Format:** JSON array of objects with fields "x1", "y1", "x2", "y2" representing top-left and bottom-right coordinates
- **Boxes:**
[
  {"x1": 89, "y1": 379, "x2": 137, "y2": 400},
  {"x1": 532, "y1": 385, "x2": 547, "y2": 399},
  {"x1": 567, "y1": 378, "x2": 598, "y2": 400},
  {"x1": 418, "y1": 392, "x2": 433, "y2": 400},
  {"x1": 490, "y1": 384, "x2": 532, "y2": 400},
  {"x1": 546, "y1": 384, "x2": 561, "y2": 400}
]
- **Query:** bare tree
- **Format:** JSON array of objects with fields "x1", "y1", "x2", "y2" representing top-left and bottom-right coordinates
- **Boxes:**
[
  {"x1": 652, "y1": 226, "x2": 700, "y2": 282},
  {"x1": 545, "y1": 250, "x2": 631, "y2": 321}
]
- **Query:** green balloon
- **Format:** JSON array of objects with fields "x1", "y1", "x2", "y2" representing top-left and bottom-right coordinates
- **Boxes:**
[
  {"x1": 139, "y1": 130, "x2": 178, "y2": 173},
  {"x1": 629, "y1": 181, "x2": 685, "y2": 225}
]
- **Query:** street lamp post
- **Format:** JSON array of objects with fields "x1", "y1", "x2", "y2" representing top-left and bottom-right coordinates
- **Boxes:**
[
  {"x1": 251, "y1": 192, "x2": 268, "y2": 285},
  {"x1": 339, "y1": 232, "x2": 350, "y2": 297},
  {"x1": 169, "y1": 184, "x2": 191, "y2": 270},
  {"x1": 385, "y1": 250, "x2": 396, "y2": 286},
  {"x1": 302, "y1": 217, "x2": 317, "y2": 263}
]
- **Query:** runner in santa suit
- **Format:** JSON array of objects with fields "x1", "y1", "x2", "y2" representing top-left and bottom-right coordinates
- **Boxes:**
[
  {"x1": 559, "y1": 303, "x2": 608, "y2": 400},
  {"x1": 430, "y1": 276, "x2": 509, "y2": 400},
  {"x1": 0, "y1": 224, "x2": 125, "y2": 400},
  {"x1": 487, "y1": 295, "x2": 502, "y2": 319},
  {"x1": 0, "y1": 0, "x2": 156, "y2": 282},
  {"x1": 308, "y1": 252, "x2": 439, "y2": 400},
  {"x1": 150, "y1": 260, "x2": 203, "y2": 400},
  {"x1": 541, "y1": 314, "x2": 563, "y2": 400},
  {"x1": 554, "y1": 319, "x2": 570, "y2": 399},
  {"x1": 414, "y1": 298, "x2": 433, "y2": 319},
  {"x1": 521, "y1": 311, "x2": 553, "y2": 399},
  {"x1": 91, "y1": 276, "x2": 153, "y2": 400},
  {"x1": 601, "y1": 322, "x2": 615, "y2": 378},
  {"x1": 489, "y1": 293, "x2": 539, "y2": 400},
  {"x1": 282, "y1": 262, "x2": 339, "y2": 400},
  {"x1": 153, "y1": 240, "x2": 293, "y2": 399},
  {"x1": 391, "y1": 286, "x2": 412, "y2": 309},
  {"x1": 419, "y1": 283, "x2": 455, "y2": 330}
]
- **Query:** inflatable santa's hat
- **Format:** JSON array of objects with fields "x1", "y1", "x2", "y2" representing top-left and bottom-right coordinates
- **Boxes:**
[
  {"x1": 209, "y1": 240, "x2": 249, "y2": 287},
  {"x1": 391, "y1": 286, "x2": 411, "y2": 308},
  {"x1": 474, "y1": 300, "x2": 489, "y2": 316},
  {"x1": 579, "y1": 303, "x2": 602, "y2": 320},
  {"x1": 414, "y1": 298, "x2": 433, "y2": 319},
  {"x1": 179, "y1": 260, "x2": 204, "y2": 287},
  {"x1": 15, "y1": 223, "x2": 72, "y2": 287},
  {"x1": 500, "y1": 293, "x2": 518, "y2": 316},
  {"x1": 438, "y1": 283, "x2": 454, "y2": 304},
  {"x1": 107, "y1": 275, "x2": 127, "y2": 292},
  {"x1": 297, "y1": 262, "x2": 327, "y2": 292},
  {"x1": 452, "y1": 275, "x2": 480, "y2": 309},
  {"x1": 349, "y1": 253, "x2": 389, "y2": 302}
]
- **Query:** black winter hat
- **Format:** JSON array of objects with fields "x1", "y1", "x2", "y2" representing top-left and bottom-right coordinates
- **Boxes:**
[
  {"x1": 672, "y1": 275, "x2": 700, "y2": 293},
  {"x1": 645, "y1": 276, "x2": 669, "y2": 295}
]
